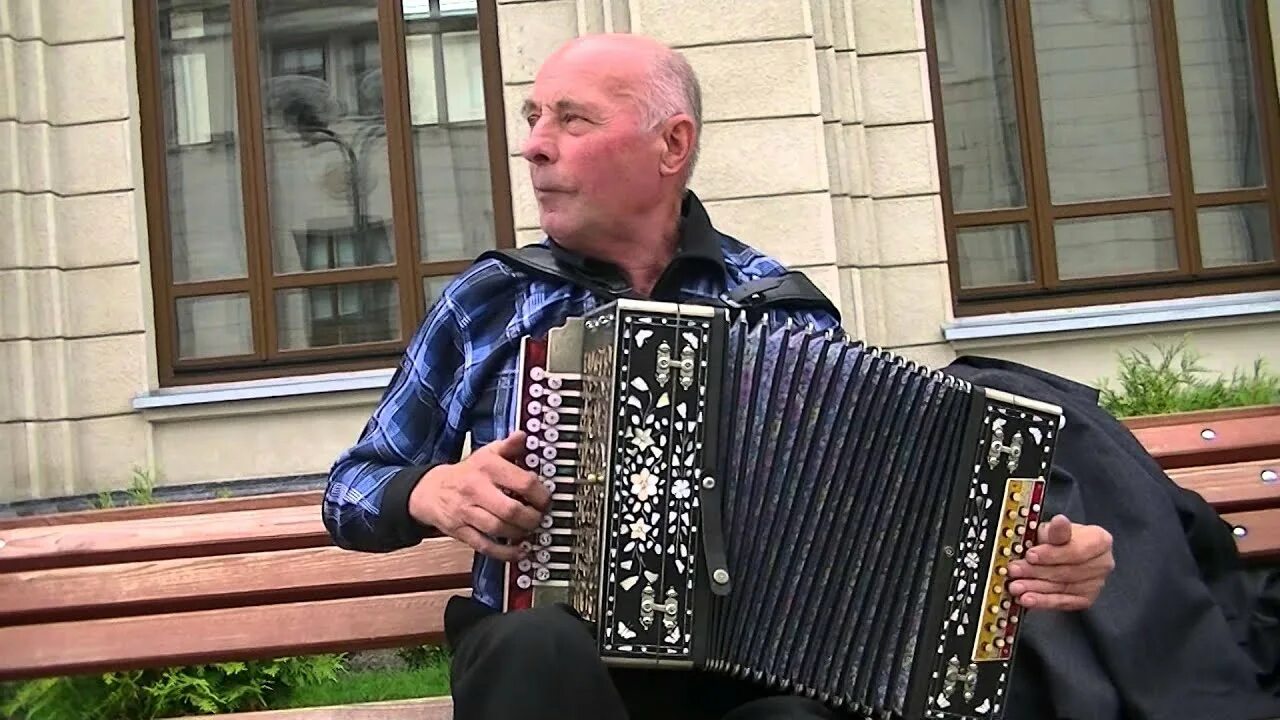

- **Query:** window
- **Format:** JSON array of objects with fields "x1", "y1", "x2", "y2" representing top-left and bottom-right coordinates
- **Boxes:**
[
  {"x1": 925, "y1": 0, "x2": 1280, "y2": 315},
  {"x1": 135, "y1": 0, "x2": 512, "y2": 385}
]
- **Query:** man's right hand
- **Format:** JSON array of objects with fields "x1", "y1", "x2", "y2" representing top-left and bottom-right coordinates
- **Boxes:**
[{"x1": 408, "y1": 431, "x2": 551, "y2": 561}]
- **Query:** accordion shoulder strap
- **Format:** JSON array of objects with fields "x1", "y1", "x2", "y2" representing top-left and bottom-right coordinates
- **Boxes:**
[
  {"x1": 722, "y1": 271, "x2": 840, "y2": 321},
  {"x1": 479, "y1": 246, "x2": 840, "y2": 322}
]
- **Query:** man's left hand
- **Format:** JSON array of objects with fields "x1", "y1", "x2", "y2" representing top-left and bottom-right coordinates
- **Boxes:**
[{"x1": 1007, "y1": 515, "x2": 1114, "y2": 611}]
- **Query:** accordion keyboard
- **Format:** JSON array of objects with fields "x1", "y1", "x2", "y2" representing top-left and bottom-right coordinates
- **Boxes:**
[{"x1": 505, "y1": 337, "x2": 584, "y2": 611}]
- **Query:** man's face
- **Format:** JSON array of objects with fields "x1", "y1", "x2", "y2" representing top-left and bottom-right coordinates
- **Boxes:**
[{"x1": 520, "y1": 44, "x2": 667, "y2": 245}]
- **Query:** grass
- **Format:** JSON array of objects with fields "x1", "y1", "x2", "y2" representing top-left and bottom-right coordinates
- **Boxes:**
[
  {"x1": 270, "y1": 661, "x2": 449, "y2": 710},
  {"x1": 1097, "y1": 336, "x2": 1280, "y2": 418}
]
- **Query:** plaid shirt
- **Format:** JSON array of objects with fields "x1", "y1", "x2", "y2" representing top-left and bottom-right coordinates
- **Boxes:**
[{"x1": 323, "y1": 192, "x2": 840, "y2": 609}]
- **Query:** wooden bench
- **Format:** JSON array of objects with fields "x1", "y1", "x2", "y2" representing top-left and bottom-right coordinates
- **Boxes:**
[
  {"x1": 0, "y1": 404, "x2": 1276, "y2": 719},
  {"x1": 1126, "y1": 405, "x2": 1280, "y2": 563},
  {"x1": 0, "y1": 491, "x2": 467, "y2": 719}
]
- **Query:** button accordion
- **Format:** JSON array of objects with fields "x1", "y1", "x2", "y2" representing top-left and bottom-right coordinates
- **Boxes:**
[{"x1": 503, "y1": 300, "x2": 1063, "y2": 720}]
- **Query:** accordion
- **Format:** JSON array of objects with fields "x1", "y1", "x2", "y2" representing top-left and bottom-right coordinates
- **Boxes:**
[{"x1": 503, "y1": 300, "x2": 1063, "y2": 720}]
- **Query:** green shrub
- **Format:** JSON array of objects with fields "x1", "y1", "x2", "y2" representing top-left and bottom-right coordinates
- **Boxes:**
[
  {"x1": 0, "y1": 656, "x2": 344, "y2": 720},
  {"x1": 1098, "y1": 337, "x2": 1280, "y2": 418}
]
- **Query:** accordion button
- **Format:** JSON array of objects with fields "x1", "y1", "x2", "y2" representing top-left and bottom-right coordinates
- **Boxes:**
[
  {"x1": 526, "y1": 435, "x2": 540, "y2": 450},
  {"x1": 535, "y1": 567, "x2": 551, "y2": 582},
  {"x1": 542, "y1": 447, "x2": 557, "y2": 461},
  {"x1": 526, "y1": 418, "x2": 543, "y2": 433},
  {"x1": 518, "y1": 558, "x2": 532, "y2": 572},
  {"x1": 548, "y1": 376, "x2": 563, "y2": 390},
  {"x1": 542, "y1": 478, "x2": 555, "y2": 493},
  {"x1": 540, "y1": 515, "x2": 554, "y2": 529},
  {"x1": 541, "y1": 463, "x2": 556, "y2": 477},
  {"x1": 526, "y1": 454, "x2": 540, "y2": 468},
  {"x1": 536, "y1": 549, "x2": 551, "y2": 563},
  {"x1": 545, "y1": 410, "x2": 561, "y2": 425},
  {"x1": 547, "y1": 394, "x2": 563, "y2": 408},
  {"x1": 530, "y1": 367, "x2": 545, "y2": 381},
  {"x1": 529, "y1": 384, "x2": 544, "y2": 398},
  {"x1": 544, "y1": 428, "x2": 560, "y2": 442},
  {"x1": 527, "y1": 401, "x2": 542, "y2": 415},
  {"x1": 517, "y1": 574, "x2": 533, "y2": 589},
  {"x1": 539, "y1": 532, "x2": 553, "y2": 546}
]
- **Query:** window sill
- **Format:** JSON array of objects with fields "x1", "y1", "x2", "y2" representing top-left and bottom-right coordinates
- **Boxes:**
[
  {"x1": 942, "y1": 290, "x2": 1280, "y2": 343},
  {"x1": 133, "y1": 367, "x2": 396, "y2": 423}
]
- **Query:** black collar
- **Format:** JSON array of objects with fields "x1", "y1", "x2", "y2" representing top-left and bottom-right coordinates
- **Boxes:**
[{"x1": 545, "y1": 191, "x2": 727, "y2": 299}]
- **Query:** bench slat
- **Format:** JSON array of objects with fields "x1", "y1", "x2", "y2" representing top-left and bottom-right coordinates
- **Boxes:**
[
  {"x1": 0, "y1": 491, "x2": 323, "y2": 530},
  {"x1": 0, "y1": 538, "x2": 472, "y2": 625},
  {"x1": 1222, "y1": 509, "x2": 1280, "y2": 562},
  {"x1": 0, "y1": 505, "x2": 328, "y2": 572},
  {"x1": 0, "y1": 589, "x2": 460, "y2": 682},
  {"x1": 1167, "y1": 459, "x2": 1280, "y2": 513},
  {"x1": 169, "y1": 697, "x2": 453, "y2": 720},
  {"x1": 1129, "y1": 412, "x2": 1280, "y2": 469}
]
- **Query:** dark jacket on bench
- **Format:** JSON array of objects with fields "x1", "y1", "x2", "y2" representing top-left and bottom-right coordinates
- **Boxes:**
[{"x1": 945, "y1": 355, "x2": 1280, "y2": 720}]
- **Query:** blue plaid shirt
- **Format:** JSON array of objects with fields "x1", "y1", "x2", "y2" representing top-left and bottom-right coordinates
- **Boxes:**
[{"x1": 323, "y1": 192, "x2": 840, "y2": 609}]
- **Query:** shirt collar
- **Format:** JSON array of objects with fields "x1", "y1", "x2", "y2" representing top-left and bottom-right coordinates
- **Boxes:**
[{"x1": 545, "y1": 190, "x2": 727, "y2": 298}]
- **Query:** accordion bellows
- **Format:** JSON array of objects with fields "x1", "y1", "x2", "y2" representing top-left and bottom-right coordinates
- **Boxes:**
[{"x1": 504, "y1": 300, "x2": 1063, "y2": 720}]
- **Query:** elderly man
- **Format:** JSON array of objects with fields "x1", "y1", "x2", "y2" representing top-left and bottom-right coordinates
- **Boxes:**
[{"x1": 323, "y1": 33, "x2": 1120, "y2": 719}]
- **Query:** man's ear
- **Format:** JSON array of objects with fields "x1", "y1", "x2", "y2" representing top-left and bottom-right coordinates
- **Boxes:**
[{"x1": 658, "y1": 115, "x2": 696, "y2": 178}]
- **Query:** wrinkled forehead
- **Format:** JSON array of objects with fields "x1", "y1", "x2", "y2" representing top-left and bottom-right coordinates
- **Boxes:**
[{"x1": 525, "y1": 49, "x2": 644, "y2": 110}]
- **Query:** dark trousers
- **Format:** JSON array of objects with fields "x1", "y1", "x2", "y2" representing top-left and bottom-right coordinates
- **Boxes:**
[{"x1": 445, "y1": 597, "x2": 842, "y2": 720}]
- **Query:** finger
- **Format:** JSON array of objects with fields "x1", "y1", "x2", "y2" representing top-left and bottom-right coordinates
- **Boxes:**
[
  {"x1": 488, "y1": 460, "x2": 552, "y2": 511},
  {"x1": 454, "y1": 525, "x2": 521, "y2": 562},
  {"x1": 1038, "y1": 515, "x2": 1073, "y2": 546},
  {"x1": 1008, "y1": 578, "x2": 1100, "y2": 598},
  {"x1": 476, "y1": 482, "x2": 545, "y2": 533},
  {"x1": 1018, "y1": 592, "x2": 1091, "y2": 612},
  {"x1": 1008, "y1": 552, "x2": 1112, "y2": 582},
  {"x1": 463, "y1": 504, "x2": 529, "y2": 542},
  {"x1": 487, "y1": 431, "x2": 532, "y2": 464},
  {"x1": 1026, "y1": 531, "x2": 1112, "y2": 568}
]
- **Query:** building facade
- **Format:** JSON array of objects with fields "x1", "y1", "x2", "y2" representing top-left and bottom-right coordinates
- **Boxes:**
[{"x1": 3, "y1": 0, "x2": 1279, "y2": 504}]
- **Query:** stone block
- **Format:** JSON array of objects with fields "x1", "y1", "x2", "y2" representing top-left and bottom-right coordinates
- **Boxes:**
[
  {"x1": 497, "y1": 0, "x2": 579, "y2": 84},
  {"x1": 153, "y1": 403, "x2": 378, "y2": 485},
  {"x1": 858, "y1": 52, "x2": 931, "y2": 126},
  {"x1": 508, "y1": 155, "x2": 540, "y2": 231},
  {"x1": 75, "y1": 414, "x2": 151, "y2": 495},
  {"x1": 837, "y1": 265, "x2": 863, "y2": 338},
  {"x1": 703, "y1": 192, "x2": 836, "y2": 267},
  {"x1": 843, "y1": 122, "x2": 869, "y2": 196},
  {"x1": 0, "y1": 340, "x2": 33, "y2": 422},
  {"x1": 55, "y1": 192, "x2": 140, "y2": 267},
  {"x1": 0, "y1": 38, "x2": 15, "y2": 122},
  {"x1": 866, "y1": 122, "x2": 939, "y2": 198},
  {"x1": 26, "y1": 419, "x2": 76, "y2": 498},
  {"x1": 503, "y1": 82, "x2": 533, "y2": 157},
  {"x1": 871, "y1": 262, "x2": 950, "y2": 346},
  {"x1": 63, "y1": 333, "x2": 147, "y2": 418},
  {"x1": 834, "y1": 50, "x2": 861, "y2": 123},
  {"x1": 891, "y1": 341, "x2": 956, "y2": 370},
  {"x1": 629, "y1": 0, "x2": 812, "y2": 48},
  {"x1": 28, "y1": 338, "x2": 70, "y2": 420},
  {"x1": 872, "y1": 195, "x2": 946, "y2": 265},
  {"x1": 49, "y1": 121, "x2": 134, "y2": 195},
  {"x1": 63, "y1": 264, "x2": 145, "y2": 337},
  {"x1": 10, "y1": 0, "x2": 126, "y2": 44},
  {"x1": 43, "y1": 40, "x2": 131, "y2": 125},
  {"x1": 834, "y1": 195, "x2": 877, "y2": 266},
  {"x1": 691, "y1": 117, "x2": 829, "y2": 201},
  {"x1": 684, "y1": 39, "x2": 821, "y2": 123},
  {"x1": 0, "y1": 423, "x2": 31, "y2": 503},
  {"x1": 851, "y1": 0, "x2": 926, "y2": 55}
]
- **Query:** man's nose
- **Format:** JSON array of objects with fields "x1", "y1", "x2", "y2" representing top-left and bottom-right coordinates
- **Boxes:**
[{"x1": 521, "y1": 120, "x2": 558, "y2": 165}]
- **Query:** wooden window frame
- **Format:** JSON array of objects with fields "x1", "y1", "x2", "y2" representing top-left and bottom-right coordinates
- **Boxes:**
[
  {"x1": 923, "y1": 0, "x2": 1280, "y2": 317},
  {"x1": 134, "y1": 0, "x2": 514, "y2": 386}
]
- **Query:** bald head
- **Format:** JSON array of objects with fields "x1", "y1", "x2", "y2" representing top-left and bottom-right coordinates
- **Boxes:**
[
  {"x1": 518, "y1": 33, "x2": 702, "y2": 256},
  {"x1": 533, "y1": 33, "x2": 702, "y2": 178}
]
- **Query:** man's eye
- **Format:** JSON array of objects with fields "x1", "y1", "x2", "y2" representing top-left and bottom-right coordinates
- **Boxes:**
[{"x1": 525, "y1": 113, "x2": 540, "y2": 127}]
